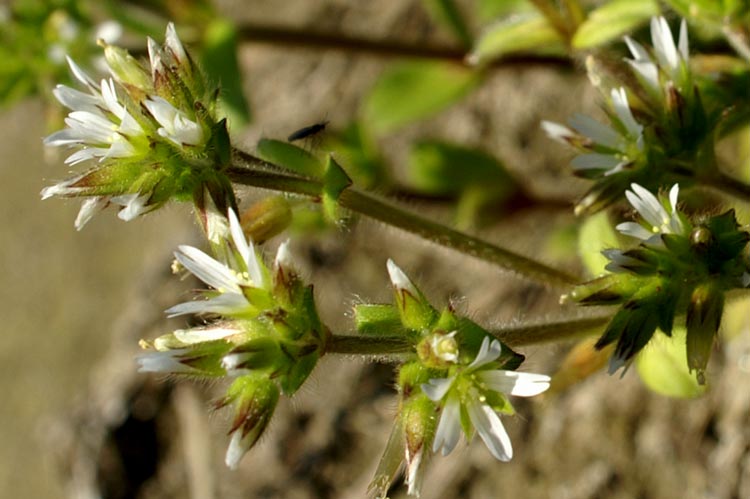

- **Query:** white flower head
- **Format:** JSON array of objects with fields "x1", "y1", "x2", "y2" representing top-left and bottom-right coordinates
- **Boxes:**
[
  {"x1": 542, "y1": 87, "x2": 643, "y2": 177},
  {"x1": 166, "y1": 208, "x2": 271, "y2": 318},
  {"x1": 144, "y1": 96, "x2": 204, "y2": 147},
  {"x1": 624, "y1": 17, "x2": 689, "y2": 95},
  {"x1": 422, "y1": 337, "x2": 550, "y2": 461},
  {"x1": 616, "y1": 183, "x2": 686, "y2": 241}
]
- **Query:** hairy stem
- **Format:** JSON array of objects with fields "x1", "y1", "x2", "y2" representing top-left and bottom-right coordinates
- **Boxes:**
[
  {"x1": 325, "y1": 313, "x2": 612, "y2": 357},
  {"x1": 229, "y1": 150, "x2": 578, "y2": 287},
  {"x1": 491, "y1": 313, "x2": 611, "y2": 346}
]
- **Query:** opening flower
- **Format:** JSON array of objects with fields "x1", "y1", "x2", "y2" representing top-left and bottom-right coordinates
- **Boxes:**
[{"x1": 421, "y1": 337, "x2": 550, "y2": 461}]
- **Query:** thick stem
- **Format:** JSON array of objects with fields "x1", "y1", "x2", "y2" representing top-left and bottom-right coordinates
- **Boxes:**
[
  {"x1": 326, "y1": 335, "x2": 412, "y2": 355},
  {"x1": 228, "y1": 150, "x2": 578, "y2": 287},
  {"x1": 491, "y1": 313, "x2": 611, "y2": 347}
]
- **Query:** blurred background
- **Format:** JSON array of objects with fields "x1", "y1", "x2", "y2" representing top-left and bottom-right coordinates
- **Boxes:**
[{"x1": 2, "y1": 0, "x2": 750, "y2": 498}]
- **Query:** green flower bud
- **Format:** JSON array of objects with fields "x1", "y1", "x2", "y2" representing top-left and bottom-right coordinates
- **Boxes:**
[
  {"x1": 387, "y1": 259, "x2": 438, "y2": 331},
  {"x1": 99, "y1": 40, "x2": 152, "y2": 95},
  {"x1": 686, "y1": 283, "x2": 724, "y2": 384}
]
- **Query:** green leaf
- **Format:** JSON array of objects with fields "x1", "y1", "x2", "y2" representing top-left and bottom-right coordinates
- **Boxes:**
[
  {"x1": 407, "y1": 141, "x2": 517, "y2": 196},
  {"x1": 572, "y1": 0, "x2": 659, "y2": 49},
  {"x1": 578, "y1": 211, "x2": 619, "y2": 277},
  {"x1": 201, "y1": 18, "x2": 251, "y2": 127},
  {"x1": 256, "y1": 139, "x2": 324, "y2": 178},
  {"x1": 636, "y1": 327, "x2": 707, "y2": 399},
  {"x1": 324, "y1": 122, "x2": 386, "y2": 189},
  {"x1": 361, "y1": 61, "x2": 480, "y2": 135},
  {"x1": 421, "y1": 0, "x2": 472, "y2": 46},
  {"x1": 469, "y1": 13, "x2": 565, "y2": 65}
]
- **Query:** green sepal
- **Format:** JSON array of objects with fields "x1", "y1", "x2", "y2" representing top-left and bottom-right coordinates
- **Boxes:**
[
  {"x1": 256, "y1": 138, "x2": 325, "y2": 178},
  {"x1": 354, "y1": 304, "x2": 406, "y2": 337},
  {"x1": 399, "y1": 361, "x2": 444, "y2": 394},
  {"x1": 455, "y1": 317, "x2": 524, "y2": 370},
  {"x1": 322, "y1": 155, "x2": 352, "y2": 223},
  {"x1": 484, "y1": 390, "x2": 515, "y2": 416},
  {"x1": 178, "y1": 339, "x2": 234, "y2": 376},
  {"x1": 207, "y1": 118, "x2": 232, "y2": 168},
  {"x1": 280, "y1": 348, "x2": 319, "y2": 395},
  {"x1": 571, "y1": 0, "x2": 658, "y2": 49},
  {"x1": 685, "y1": 283, "x2": 724, "y2": 381}
]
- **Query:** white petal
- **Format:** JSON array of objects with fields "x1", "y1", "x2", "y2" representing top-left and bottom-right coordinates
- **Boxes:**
[
  {"x1": 147, "y1": 37, "x2": 164, "y2": 77},
  {"x1": 610, "y1": 88, "x2": 642, "y2": 138},
  {"x1": 66, "y1": 56, "x2": 97, "y2": 89},
  {"x1": 651, "y1": 17, "x2": 678, "y2": 72},
  {"x1": 668, "y1": 184, "x2": 680, "y2": 212},
  {"x1": 627, "y1": 183, "x2": 667, "y2": 228},
  {"x1": 624, "y1": 36, "x2": 650, "y2": 62},
  {"x1": 75, "y1": 197, "x2": 109, "y2": 230},
  {"x1": 228, "y1": 208, "x2": 262, "y2": 284},
  {"x1": 387, "y1": 259, "x2": 418, "y2": 295},
  {"x1": 275, "y1": 240, "x2": 296, "y2": 273},
  {"x1": 626, "y1": 60, "x2": 660, "y2": 96},
  {"x1": 678, "y1": 19, "x2": 689, "y2": 61},
  {"x1": 137, "y1": 349, "x2": 194, "y2": 373},
  {"x1": 421, "y1": 377, "x2": 454, "y2": 402},
  {"x1": 53, "y1": 84, "x2": 101, "y2": 112},
  {"x1": 432, "y1": 396, "x2": 462, "y2": 456},
  {"x1": 165, "y1": 293, "x2": 248, "y2": 317},
  {"x1": 466, "y1": 399, "x2": 512, "y2": 461},
  {"x1": 541, "y1": 120, "x2": 575, "y2": 144},
  {"x1": 175, "y1": 245, "x2": 242, "y2": 293},
  {"x1": 225, "y1": 431, "x2": 246, "y2": 470},
  {"x1": 616, "y1": 221, "x2": 654, "y2": 241},
  {"x1": 468, "y1": 338, "x2": 502, "y2": 369},
  {"x1": 477, "y1": 370, "x2": 551, "y2": 397},
  {"x1": 112, "y1": 193, "x2": 151, "y2": 221},
  {"x1": 174, "y1": 327, "x2": 240, "y2": 344},
  {"x1": 570, "y1": 153, "x2": 623, "y2": 171},
  {"x1": 165, "y1": 22, "x2": 188, "y2": 63},
  {"x1": 568, "y1": 114, "x2": 622, "y2": 150}
]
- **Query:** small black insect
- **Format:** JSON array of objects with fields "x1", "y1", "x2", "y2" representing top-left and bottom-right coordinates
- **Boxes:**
[{"x1": 287, "y1": 120, "x2": 329, "y2": 142}]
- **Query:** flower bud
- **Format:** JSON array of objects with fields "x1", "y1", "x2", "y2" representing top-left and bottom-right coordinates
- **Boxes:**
[
  {"x1": 240, "y1": 196, "x2": 293, "y2": 244},
  {"x1": 401, "y1": 393, "x2": 437, "y2": 496},
  {"x1": 387, "y1": 259, "x2": 437, "y2": 331},
  {"x1": 218, "y1": 374, "x2": 279, "y2": 469},
  {"x1": 99, "y1": 40, "x2": 151, "y2": 94}
]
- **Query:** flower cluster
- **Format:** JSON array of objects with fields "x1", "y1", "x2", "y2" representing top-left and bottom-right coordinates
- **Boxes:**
[
  {"x1": 42, "y1": 23, "x2": 233, "y2": 229},
  {"x1": 566, "y1": 183, "x2": 750, "y2": 382},
  {"x1": 543, "y1": 16, "x2": 715, "y2": 215},
  {"x1": 138, "y1": 208, "x2": 328, "y2": 468},
  {"x1": 364, "y1": 261, "x2": 550, "y2": 497}
]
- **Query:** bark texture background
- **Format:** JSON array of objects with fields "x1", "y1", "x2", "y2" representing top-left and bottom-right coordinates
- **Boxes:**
[{"x1": 2, "y1": 1, "x2": 749, "y2": 498}]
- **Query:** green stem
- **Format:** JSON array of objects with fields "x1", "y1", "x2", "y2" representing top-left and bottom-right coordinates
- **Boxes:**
[
  {"x1": 325, "y1": 312, "x2": 612, "y2": 356},
  {"x1": 326, "y1": 335, "x2": 412, "y2": 355},
  {"x1": 491, "y1": 313, "x2": 611, "y2": 347},
  {"x1": 229, "y1": 150, "x2": 578, "y2": 287}
]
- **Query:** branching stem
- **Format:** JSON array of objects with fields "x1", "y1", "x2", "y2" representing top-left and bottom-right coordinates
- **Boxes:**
[{"x1": 229, "y1": 149, "x2": 578, "y2": 287}]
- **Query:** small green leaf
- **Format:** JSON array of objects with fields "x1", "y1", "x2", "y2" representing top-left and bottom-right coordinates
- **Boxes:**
[
  {"x1": 322, "y1": 156, "x2": 352, "y2": 222},
  {"x1": 324, "y1": 122, "x2": 386, "y2": 188},
  {"x1": 636, "y1": 327, "x2": 707, "y2": 399},
  {"x1": 408, "y1": 141, "x2": 517, "y2": 196},
  {"x1": 362, "y1": 61, "x2": 480, "y2": 135},
  {"x1": 469, "y1": 13, "x2": 565, "y2": 65},
  {"x1": 421, "y1": 0, "x2": 472, "y2": 47},
  {"x1": 572, "y1": 0, "x2": 659, "y2": 49},
  {"x1": 578, "y1": 211, "x2": 619, "y2": 277},
  {"x1": 256, "y1": 139, "x2": 324, "y2": 178},
  {"x1": 201, "y1": 18, "x2": 251, "y2": 127}
]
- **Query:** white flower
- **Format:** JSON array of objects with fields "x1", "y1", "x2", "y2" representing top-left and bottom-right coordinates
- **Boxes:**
[
  {"x1": 166, "y1": 209, "x2": 272, "y2": 317},
  {"x1": 616, "y1": 183, "x2": 686, "y2": 241},
  {"x1": 144, "y1": 96, "x2": 204, "y2": 146},
  {"x1": 137, "y1": 348, "x2": 197, "y2": 374},
  {"x1": 422, "y1": 337, "x2": 550, "y2": 461},
  {"x1": 428, "y1": 331, "x2": 459, "y2": 364},
  {"x1": 387, "y1": 258, "x2": 419, "y2": 296},
  {"x1": 542, "y1": 87, "x2": 642, "y2": 177},
  {"x1": 624, "y1": 17, "x2": 689, "y2": 95},
  {"x1": 45, "y1": 57, "x2": 144, "y2": 165}
]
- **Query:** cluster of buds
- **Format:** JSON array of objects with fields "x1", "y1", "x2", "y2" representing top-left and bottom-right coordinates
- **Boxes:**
[
  {"x1": 138, "y1": 208, "x2": 328, "y2": 468},
  {"x1": 565, "y1": 183, "x2": 750, "y2": 383},
  {"x1": 543, "y1": 17, "x2": 715, "y2": 215},
  {"x1": 362, "y1": 261, "x2": 550, "y2": 497},
  {"x1": 42, "y1": 23, "x2": 233, "y2": 229}
]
